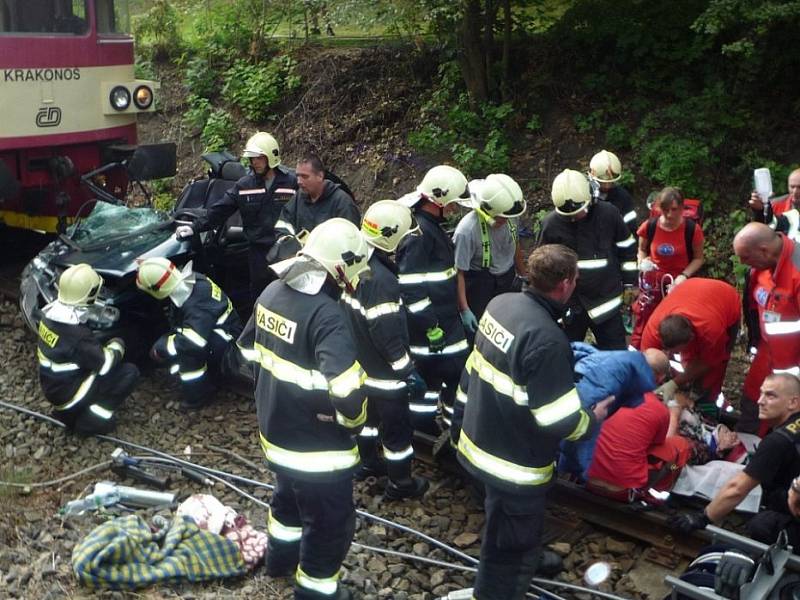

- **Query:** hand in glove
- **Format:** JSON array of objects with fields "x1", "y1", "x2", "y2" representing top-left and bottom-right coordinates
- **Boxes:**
[
  {"x1": 668, "y1": 510, "x2": 710, "y2": 534},
  {"x1": 460, "y1": 309, "x2": 478, "y2": 334},
  {"x1": 715, "y1": 551, "x2": 755, "y2": 598},
  {"x1": 426, "y1": 326, "x2": 446, "y2": 353},
  {"x1": 405, "y1": 371, "x2": 427, "y2": 403},
  {"x1": 655, "y1": 379, "x2": 679, "y2": 402},
  {"x1": 175, "y1": 225, "x2": 195, "y2": 239}
]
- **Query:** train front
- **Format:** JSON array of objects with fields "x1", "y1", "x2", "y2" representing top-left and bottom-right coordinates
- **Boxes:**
[{"x1": 0, "y1": 0, "x2": 159, "y2": 233}]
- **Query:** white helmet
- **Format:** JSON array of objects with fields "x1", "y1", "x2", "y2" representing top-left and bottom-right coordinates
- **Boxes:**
[
  {"x1": 416, "y1": 165, "x2": 470, "y2": 207},
  {"x1": 589, "y1": 150, "x2": 622, "y2": 183},
  {"x1": 299, "y1": 218, "x2": 370, "y2": 290},
  {"x1": 470, "y1": 173, "x2": 526, "y2": 224},
  {"x1": 242, "y1": 131, "x2": 281, "y2": 168},
  {"x1": 552, "y1": 169, "x2": 591, "y2": 216},
  {"x1": 361, "y1": 200, "x2": 419, "y2": 253},
  {"x1": 136, "y1": 257, "x2": 183, "y2": 300},
  {"x1": 57, "y1": 263, "x2": 103, "y2": 306}
]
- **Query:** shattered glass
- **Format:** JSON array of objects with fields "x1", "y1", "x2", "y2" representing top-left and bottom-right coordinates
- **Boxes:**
[{"x1": 68, "y1": 201, "x2": 170, "y2": 249}]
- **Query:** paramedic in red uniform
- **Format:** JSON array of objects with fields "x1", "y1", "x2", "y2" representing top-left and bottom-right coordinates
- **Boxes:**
[
  {"x1": 640, "y1": 278, "x2": 740, "y2": 407},
  {"x1": 631, "y1": 187, "x2": 705, "y2": 347},
  {"x1": 734, "y1": 222, "x2": 800, "y2": 435},
  {"x1": 749, "y1": 168, "x2": 800, "y2": 217}
]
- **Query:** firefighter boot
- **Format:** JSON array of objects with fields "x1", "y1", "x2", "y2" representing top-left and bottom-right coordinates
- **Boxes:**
[
  {"x1": 535, "y1": 549, "x2": 563, "y2": 577},
  {"x1": 355, "y1": 434, "x2": 387, "y2": 480},
  {"x1": 384, "y1": 457, "x2": 429, "y2": 500}
]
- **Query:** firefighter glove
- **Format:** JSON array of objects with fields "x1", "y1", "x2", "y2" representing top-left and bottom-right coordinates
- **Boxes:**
[
  {"x1": 715, "y1": 551, "x2": 755, "y2": 598},
  {"x1": 175, "y1": 225, "x2": 194, "y2": 239},
  {"x1": 405, "y1": 371, "x2": 427, "y2": 403},
  {"x1": 460, "y1": 309, "x2": 478, "y2": 334},
  {"x1": 668, "y1": 510, "x2": 709, "y2": 534},
  {"x1": 426, "y1": 326, "x2": 445, "y2": 353}
]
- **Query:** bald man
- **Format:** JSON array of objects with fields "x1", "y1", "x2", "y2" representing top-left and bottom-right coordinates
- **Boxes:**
[
  {"x1": 750, "y1": 168, "x2": 800, "y2": 241},
  {"x1": 735, "y1": 223, "x2": 800, "y2": 435}
]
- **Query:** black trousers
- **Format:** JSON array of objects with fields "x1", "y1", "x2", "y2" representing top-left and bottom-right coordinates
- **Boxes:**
[
  {"x1": 473, "y1": 484, "x2": 546, "y2": 600},
  {"x1": 267, "y1": 472, "x2": 355, "y2": 599},
  {"x1": 413, "y1": 352, "x2": 467, "y2": 434},
  {"x1": 747, "y1": 510, "x2": 800, "y2": 551},
  {"x1": 564, "y1": 303, "x2": 626, "y2": 350},
  {"x1": 464, "y1": 267, "x2": 516, "y2": 320},
  {"x1": 55, "y1": 362, "x2": 140, "y2": 435},
  {"x1": 358, "y1": 393, "x2": 414, "y2": 455},
  {"x1": 248, "y1": 244, "x2": 276, "y2": 306}
]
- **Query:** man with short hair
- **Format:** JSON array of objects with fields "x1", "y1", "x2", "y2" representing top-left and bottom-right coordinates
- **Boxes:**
[
  {"x1": 455, "y1": 243, "x2": 612, "y2": 599},
  {"x1": 177, "y1": 131, "x2": 298, "y2": 305},
  {"x1": 274, "y1": 155, "x2": 360, "y2": 238},
  {"x1": 735, "y1": 222, "x2": 800, "y2": 435},
  {"x1": 640, "y1": 278, "x2": 740, "y2": 408},
  {"x1": 671, "y1": 373, "x2": 800, "y2": 543},
  {"x1": 749, "y1": 168, "x2": 800, "y2": 217}
]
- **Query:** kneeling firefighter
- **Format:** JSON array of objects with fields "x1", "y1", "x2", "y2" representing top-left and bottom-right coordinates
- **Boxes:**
[
  {"x1": 238, "y1": 218, "x2": 370, "y2": 600},
  {"x1": 36, "y1": 263, "x2": 139, "y2": 434},
  {"x1": 342, "y1": 200, "x2": 429, "y2": 499},
  {"x1": 136, "y1": 258, "x2": 243, "y2": 409}
]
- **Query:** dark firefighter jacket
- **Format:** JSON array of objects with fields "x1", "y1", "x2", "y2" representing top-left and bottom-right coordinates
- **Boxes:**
[
  {"x1": 341, "y1": 251, "x2": 414, "y2": 399},
  {"x1": 37, "y1": 317, "x2": 124, "y2": 411},
  {"x1": 455, "y1": 290, "x2": 596, "y2": 495},
  {"x1": 604, "y1": 186, "x2": 638, "y2": 236},
  {"x1": 152, "y1": 274, "x2": 242, "y2": 366},
  {"x1": 238, "y1": 279, "x2": 368, "y2": 482},
  {"x1": 396, "y1": 210, "x2": 468, "y2": 357},
  {"x1": 537, "y1": 201, "x2": 637, "y2": 323},
  {"x1": 274, "y1": 180, "x2": 360, "y2": 236},
  {"x1": 194, "y1": 166, "x2": 298, "y2": 247}
]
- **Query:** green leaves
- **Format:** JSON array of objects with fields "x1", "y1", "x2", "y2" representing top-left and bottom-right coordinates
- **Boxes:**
[{"x1": 222, "y1": 57, "x2": 300, "y2": 122}]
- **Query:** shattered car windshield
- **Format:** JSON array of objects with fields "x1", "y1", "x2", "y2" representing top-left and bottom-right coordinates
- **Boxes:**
[{"x1": 69, "y1": 201, "x2": 169, "y2": 247}]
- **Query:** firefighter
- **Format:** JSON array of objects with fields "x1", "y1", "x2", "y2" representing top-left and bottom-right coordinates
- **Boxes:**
[
  {"x1": 734, "y1": 222, "x2": 800, "y2": 435},
  {"x1": 589, "y1": 149, "x2": 638, "y2": 236},
  {"x1": 238, "y1": 218, "x2": 369, "y2": 600},
  {"x1": 342, "y1": 200, "x2": 429, "y2": 499},
  {"x1": 537, "y1": 169, "x2": 638, "y2": 350},
  {"x1": 453, "y1": 173, "x2": 527, "y2": 339},
  {"x1": 136, "y1": 258, "x2": 242, "y2": 410},
  {"x1": 396, "y1": 165, "x2": 471, "y2": 432},
  {"x1": 455, "y1": 244, "x2": 610, "y2": 599},
  {"x1": 176, "y1": 131, "x2": 298, "y2": 304},
  {"x1": 36, "y1": 264, "x2": 139, "y2": 434}
]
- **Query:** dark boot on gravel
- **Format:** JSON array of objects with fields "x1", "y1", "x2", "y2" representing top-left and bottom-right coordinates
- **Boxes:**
[
  {"x1": 385, "y1": 476, "x2": 430, "y2": 500},
  {"x1": 535, "y1": 549, "x2": 564, "y2": 577}
]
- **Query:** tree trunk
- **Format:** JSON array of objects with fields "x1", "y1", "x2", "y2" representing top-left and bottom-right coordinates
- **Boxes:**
[
  {"x1": 458, "y1": 0, "x2": 489, "y2": 105},
  {"x1": 483, "y1": 0, "x2": 498, "y2": 100},
  {"x1": 500, "y1": 0, "x2": 511, "y2": 102}
]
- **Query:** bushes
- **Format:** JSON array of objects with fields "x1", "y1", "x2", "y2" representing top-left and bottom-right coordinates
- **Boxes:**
[
  {"x1": 222, "y1": 57, "x2": 301, "y2": 122},
  {"x1": 201, "y1": 109, "x2": 237, "y2": 153}
]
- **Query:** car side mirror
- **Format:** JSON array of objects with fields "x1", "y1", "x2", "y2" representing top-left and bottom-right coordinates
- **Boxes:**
[{"x1": 127, "y1": 143, "x2": 177, "y2": 181}]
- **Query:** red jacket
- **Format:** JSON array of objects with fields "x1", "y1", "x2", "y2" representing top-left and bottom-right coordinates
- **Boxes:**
[
  {"x1": 641, "y1": 278, "x2": 741, "y2": 366},
  {"x1": 744, "y1": 236, "x2": 800, "y2": 398},
  {"x1": 772, "y1": 194, "x2": 799, "y2": 217}
]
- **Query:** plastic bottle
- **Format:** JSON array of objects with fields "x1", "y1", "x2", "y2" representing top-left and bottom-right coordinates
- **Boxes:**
[{"x1": 61, "y1": 487, "x2": 121, "y2": 516}]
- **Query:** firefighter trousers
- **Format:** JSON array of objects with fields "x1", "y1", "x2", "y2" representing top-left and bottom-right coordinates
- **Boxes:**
[
  {"x1": 564, "y1": 303, "x2": 626, "y2": 350},
  {"x1": 266, "y1": 472, "x2": 355, "y2": 599},
  {"x1": 54, "y1": 362, "x2": 140, "y2": 435},
  {"x1": 413, "y1": 352, "x2": 467, "y2": 434},
  {"x1": 249, "y1": 243, "x2": 277, "y2": 307},
  {"x1": 357, "y1": 394, "x2": 414, "y2": 471},
  {"x1": 473, "y1": 485, "x2": 545, "y2": 600}
]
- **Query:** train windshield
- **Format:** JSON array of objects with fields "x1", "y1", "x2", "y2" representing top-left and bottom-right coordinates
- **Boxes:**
[{"x1": 0, "y1": 1, "x2": 131, "y2": 35}]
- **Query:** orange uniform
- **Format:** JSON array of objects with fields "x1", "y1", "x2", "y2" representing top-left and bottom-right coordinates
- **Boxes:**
[
  {"x1": 743, "y1": 236, "x2": 800, "y2": 427},
  {"x1": 641, "y1": 278, "x2": 741, "y2": 400}
]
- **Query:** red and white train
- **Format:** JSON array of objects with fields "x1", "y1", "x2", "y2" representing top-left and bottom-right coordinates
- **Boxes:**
[{"x1": 0, "y1": 0, "x2": 171, "y2": 233}]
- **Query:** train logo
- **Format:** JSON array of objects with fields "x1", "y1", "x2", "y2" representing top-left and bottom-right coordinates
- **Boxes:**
[{"x1": 35, "y1": 107, "x2": 62, "y2": 128}]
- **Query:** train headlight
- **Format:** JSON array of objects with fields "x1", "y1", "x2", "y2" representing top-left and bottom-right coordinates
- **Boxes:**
[
  {"x1": 109, "y1": 86, "x2": 131, "y2": 111},
  {"x1": 133, "y1": 85, "x2": 154, "y2": 110}
]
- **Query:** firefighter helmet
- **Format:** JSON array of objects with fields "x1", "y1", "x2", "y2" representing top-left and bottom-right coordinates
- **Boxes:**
[
  {"x1": 136, "y1": 257, "x2": 183, "y2": 300},
  {"x1": 552, "y1": 169, "x2": 591, "y2": 216},
  {"x1": 471, "y1": 173, "x2": 526, "y2": 222},
  {"x1": 241, "y1": 131, "x2": 281, "y2": 168},
  {"x1": 57, "y1": 263, "x2": 103, "y2": 306},
  {"x1": 416, "y1": 165, "x2": 470, "y2": 207},
  {"x1": 361, "y1": 200, "x2": 419, "y2": 253},
  {"x1": 299, "y1": 218, "x2": 370, "y2": 289},
  {"x1": 589, "y1": 150, "x2": 622, "y2": 183}
]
